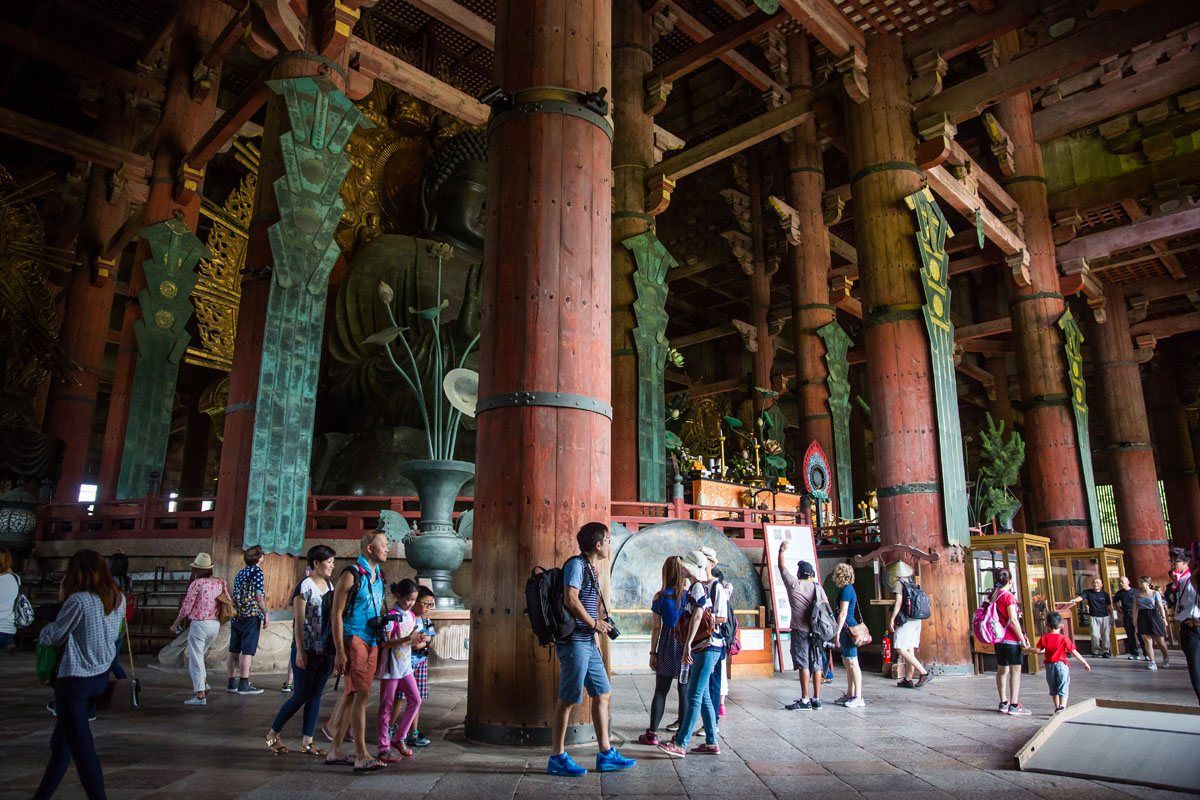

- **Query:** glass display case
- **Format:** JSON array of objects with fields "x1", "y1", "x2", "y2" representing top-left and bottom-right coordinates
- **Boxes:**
[
  {"x1": 1049, "y1": 547, "x2": 1126, "y2": 655},
  {"x1": 967, "y1": 533, "x2": 1055, "y2": 673}
]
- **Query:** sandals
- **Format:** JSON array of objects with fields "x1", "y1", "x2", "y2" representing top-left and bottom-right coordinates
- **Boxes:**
[
  {"x1": 300, "y1": 743, "x2": 326, "y2": 757},
  {"x1": 377, "y1": 750, "x2": 404, "y2": 764},
  {"x1": 325, "y1": 756, "x2": 353, "y2": 767},
  {"x1": 265, "y1": 734, "x2": 289, "y2": 755},
  {"x1": 353, "y1": 758, "x2": 385, "y2": 773}
]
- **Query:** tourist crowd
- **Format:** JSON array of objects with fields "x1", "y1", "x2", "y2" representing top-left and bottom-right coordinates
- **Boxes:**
[{"x1": 6, "y1": 534, "x2": 1199, "y2": 795}]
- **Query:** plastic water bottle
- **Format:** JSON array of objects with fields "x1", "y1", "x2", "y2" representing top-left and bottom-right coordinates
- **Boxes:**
[{"x1": 679, "y1": 662, "x2": 690, "y2": 686}]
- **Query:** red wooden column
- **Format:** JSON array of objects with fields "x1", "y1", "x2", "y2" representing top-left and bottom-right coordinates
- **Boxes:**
[
  {"x1": 1147, "y1": 353, "x2": 1200, "y2": 548},
  {"x1": 610, "y1": 0, "x2": 653, "y2": 504},
  {"x1": 41, "y1": 92, "x2": 138, "y2": 501},
  {"x1": 994, "y1": 82, "x2": 1091, "y2": 549},
  {"x1": 1088, "y1": 287, "x2": 1169, "y2": 579},
  {"x1": 467, "y1": 0, "x2": 612, "y2": 745},
  {"x1": 786, "y1": 32, "x2": 837, "y2": 507},
  {"x1": 845, "y1": 33, "x2": 969, "y2": 669},
  {"x1": 96, "y1": 0, "x2": 231, "y2": 500}
]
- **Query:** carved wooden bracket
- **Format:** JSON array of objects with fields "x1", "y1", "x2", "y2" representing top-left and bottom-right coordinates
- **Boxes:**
[
  {"x1": 982, "y1": 112, "x2": 1015, "y2": 177},
  {"x1": 645, "y1": 174, "x2": 675, "y2": 216},
  {"x1": 1005, "y1": 249, "x2": 1031, "y2": 288},
  {"x1": 731, "y1": 155, "x2": 750, "y2": 193},
  {"x1": 175, "y1": 163, "x2": 205, "y2": 208},
  {"x1": 91, "y1": 256, "x2": 117, "y2": 288},
  {"x1": 823, "y1": 193, "x2": 845, "y2": 226},
  {"x1": 1052, "y1": 209, "x2": 1083, "y2": 246},
  {"x1": 767, "y1": 195, "x2": 802, "y2": 247},
  {"x1": 909, "y1": 50, "x2": 947, "y2": 103},
  {"x1": 1000, "y1": 209, "x2": 1025, "y2": 243},
  {"x1": 721, "y1": 230, "x2": 755, "y2": 276},
  {"x1": 651, "y1": 125, "x2": 685, "y2": 165},
  {"x1": 915, "y1": 113, "x2": 956, "y2": 169},
  {"x1": 836, "y1": 47, "x2": 869, "y2": 104},
  {"x1": 952, "y1": 342, "x2": 964, "y2": 367},
  {"x1": 755, "y1": 28, "x2": 788, "y2": 87},
  {"x1": 977, "y1": 41, "x2": 1000, "y2": 72},
  {"x1": 829, "y1": 274, "x2": 855, "y2": 309},
  {"x1": 1133, "y1": 333, "x2": 1157, "y2": 363},
  {"x1": 1127, "y1": 293, "x2": 1150, "y2": 323},
  {"x1": 719, "y1": 188, "x2": 752, "y2": 234},
  {"x1": 768, "y1": 311, "x2": 787, "y2": 337},
  {"x1": 651, "y1": 6, "x2": 677, "y2": 39},
  {"x1": 1059, "y1": 256, "x2": 1107, "y2": 323},
  {"x1": 731, "y1": 318, "x2": 758, "y2": 352},
  {"x1": 644, "y1": 74, "x2": 673, "y2": 116}
]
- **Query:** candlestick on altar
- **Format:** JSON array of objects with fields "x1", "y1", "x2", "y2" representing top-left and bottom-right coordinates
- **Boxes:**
[{"x1": 718, "y1": 430, "x2": 727, "y2": 478}]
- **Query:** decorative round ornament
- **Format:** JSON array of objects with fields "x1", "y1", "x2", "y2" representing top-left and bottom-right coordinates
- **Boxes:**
[
  {"x1": 159, "y1": 279, "x2": 178, "y2": 299},
  {"x1": 154, "y1": 309, "x2": 174, "y2": 329},
  {"x1": 802, "y1": 440, "x2": 831, "y2": 501}
]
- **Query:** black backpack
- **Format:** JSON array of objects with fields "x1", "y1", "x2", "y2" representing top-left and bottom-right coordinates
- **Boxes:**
[
  {"x1": 524, "y1": 563, "x2": 577, "y2": 646},
  {"x1": 340, "y1": 565, "x2": 368, "y2": 622},
  {"x1": 901, "y1": 578, "x2": 933, "y2": 620}
]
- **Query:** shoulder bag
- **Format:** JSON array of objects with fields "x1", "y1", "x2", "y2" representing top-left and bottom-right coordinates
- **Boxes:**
[{"x1": 215, "y1": 579, "x2": 235, "y2": 624}]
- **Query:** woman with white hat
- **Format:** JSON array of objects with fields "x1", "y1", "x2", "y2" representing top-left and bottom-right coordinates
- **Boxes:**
[{"x1": 170, "y1": 553, "x2": 226, "y2": 706}]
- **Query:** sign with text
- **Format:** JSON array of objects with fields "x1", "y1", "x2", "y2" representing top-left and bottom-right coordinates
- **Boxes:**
[{"x1": 764, "y1": 524, "x2": 818, "y2": 632}]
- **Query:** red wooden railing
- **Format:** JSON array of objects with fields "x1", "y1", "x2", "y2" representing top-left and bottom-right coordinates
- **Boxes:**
[{"x1": 37, "y1": 493, "x2": 872, "y2": 550}]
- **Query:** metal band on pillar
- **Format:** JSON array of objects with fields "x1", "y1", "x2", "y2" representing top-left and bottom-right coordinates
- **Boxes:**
[
  {"x1": 877, "y1": 482, "x2": 941, "y2": 498},
  {"x1": 487, "y1": 86, "x2": 613, "y2": 141},
  {"x1": 476, "y1": 391, "x2": 613, "y2": 420}
]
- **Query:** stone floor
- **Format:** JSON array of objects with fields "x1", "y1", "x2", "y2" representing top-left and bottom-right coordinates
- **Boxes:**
[{"x1": 2, "y1": 650, "x2": 1197, "y2": 800}]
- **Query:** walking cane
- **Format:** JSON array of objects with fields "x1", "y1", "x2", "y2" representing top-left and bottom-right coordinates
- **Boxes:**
[{"x1": 125, "y1": 624, "x2": 142, "y2": 709}]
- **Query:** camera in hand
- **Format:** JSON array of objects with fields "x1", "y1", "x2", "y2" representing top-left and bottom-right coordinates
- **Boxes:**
[{"x1": 603, "y1": 615, "x2": 620, "y2": 640}]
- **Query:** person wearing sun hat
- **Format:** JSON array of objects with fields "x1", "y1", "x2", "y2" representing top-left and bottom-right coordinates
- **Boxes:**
[{"x1": 171, "y1": 552, "x2": 226, "y2": 705}]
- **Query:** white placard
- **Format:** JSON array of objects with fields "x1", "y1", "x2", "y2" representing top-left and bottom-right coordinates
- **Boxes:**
[
  {"x1": 740, "y1": 628, "x2": 765, "y2": 651},
  {"x1": 764, "y1": 524, "x2": 818, "y2": 632}
]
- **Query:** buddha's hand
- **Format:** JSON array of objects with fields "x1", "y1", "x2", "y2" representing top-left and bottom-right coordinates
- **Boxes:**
[{"x1": 456, "y1": 258, "x2": 482, "y2": 342}]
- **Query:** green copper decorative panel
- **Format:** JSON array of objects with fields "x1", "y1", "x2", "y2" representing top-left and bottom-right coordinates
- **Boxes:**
[
  {"x1": 243, "y1": 77, "x2": 370, "y2": 555},
  {"x1": 816, "y1": 320, "x2": 854, "y2": 518},
  {"x1": 905, "y1": 187, "x2": 970, "y2": 547},
  {"x1": 1058, "y1": 309, "x2": 1104, "y2": 546},
  {"x1": 116, "y1": 219, "x2": 207, "y2": 499},
  {"x1": 622, "y1": 230, "x2": 677, "y2": 503}
]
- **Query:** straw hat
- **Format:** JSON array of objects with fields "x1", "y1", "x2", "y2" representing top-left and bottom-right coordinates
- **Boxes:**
[
  {"x1": 190, "y1": 552, "x2": 214, "y2": 570},
  {"x1": 681, "y1": 550, "x2": 709, "y2": 581},
  {"x1": 885, "y1": 559, "x2": 914, "y2": 584}
]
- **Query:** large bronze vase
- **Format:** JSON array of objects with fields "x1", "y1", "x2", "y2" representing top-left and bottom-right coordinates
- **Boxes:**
[{"x1": 399, "y1": 459, "x2": 475, "y2": 609}]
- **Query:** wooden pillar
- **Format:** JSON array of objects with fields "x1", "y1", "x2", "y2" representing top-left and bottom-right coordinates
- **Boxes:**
[
  {"x1": 994, "y1": 79, "x2": 1091, "y2": 549},
  {"x1": 96, "y1": 0, "x2": 230, "y2": 500},
  {"x1": 786, "y1": 32, "x2": 838, "y2": 512},
  {"x1": 1147, "y1": 353, "x2": 1200, "y2": 548},
  {"x1": 41, "y1": 92, "x2": 137, "y2": 501},
  {"x1": 610, "y1": 0, "x2": 653, "y2": 504},
  {"x1": 747, "y1": 150, "x2": 774, "y2": 422},
  {"x1": 1089, "y1": 287, "x2": 1170, "y2": 579},
  {"x1": 467, "y1": 0, "x2": 612, "y2": 745},
  {"x1": 846, "y1": 33, "x2": 969, "y2": 669}
]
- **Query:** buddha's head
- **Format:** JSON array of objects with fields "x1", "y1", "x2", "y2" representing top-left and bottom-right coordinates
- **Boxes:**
[{"x1": 420, "y1": 131, "x2": 487, "y2": 255}]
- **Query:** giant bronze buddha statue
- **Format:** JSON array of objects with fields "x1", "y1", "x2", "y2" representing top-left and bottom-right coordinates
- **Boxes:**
[{"x1": 315, "y1": 130, "x2": 486, "y2": 495}]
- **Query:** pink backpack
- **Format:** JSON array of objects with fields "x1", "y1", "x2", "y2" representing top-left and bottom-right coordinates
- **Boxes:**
[{"x1": 972, "y1": 595, "x2": 1006, "y2": 645}]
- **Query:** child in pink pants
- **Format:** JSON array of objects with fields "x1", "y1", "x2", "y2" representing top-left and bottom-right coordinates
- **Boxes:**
[{"x1": 376, "y1": 579, "x2": 428, "y2": 760}]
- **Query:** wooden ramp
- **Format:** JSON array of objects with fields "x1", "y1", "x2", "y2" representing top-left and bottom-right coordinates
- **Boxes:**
[{"x1": 1016, "y1": 699, "x2": 1200, "y2": 794}]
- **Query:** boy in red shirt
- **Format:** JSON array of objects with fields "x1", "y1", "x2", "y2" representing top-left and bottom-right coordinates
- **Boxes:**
[{"x1": 1035, "y1": 611, "x2": 1091, "y2": 713}]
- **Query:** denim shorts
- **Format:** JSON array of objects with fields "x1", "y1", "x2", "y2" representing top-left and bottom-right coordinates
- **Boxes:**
[
  {"x1": 555, "y1": 637, "x2": 610, "y2": 702},
  {"x1": 1045, "y1": 661, "x2": 1070, "y2": 697},
  {"x1": 228, "y1": 616, "x2": 262, "y2": 656},
  {"x1": 838, "y1": 627, "x2": 859, "y2": 659}
]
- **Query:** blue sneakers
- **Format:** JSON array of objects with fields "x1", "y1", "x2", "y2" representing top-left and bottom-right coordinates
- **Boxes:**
[
  {"x1": 547, "y1": 752, "x2": 588, "y2": 776},
  {"x1": 596, "y1": 747, "x2": 637, "y2": 772}
]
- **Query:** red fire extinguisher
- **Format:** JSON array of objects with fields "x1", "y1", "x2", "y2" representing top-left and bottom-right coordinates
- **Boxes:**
[{"x1": 882, "y1": 632, "x2": 893, "y2": 666}]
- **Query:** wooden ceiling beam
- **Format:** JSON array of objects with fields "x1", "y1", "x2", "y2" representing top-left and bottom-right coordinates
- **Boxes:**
[
  {"x1": 402, "y1": 0, "x2": 494, "y2": 48},
  {"x1": 647, "y1": 10, "x2": 780, "y2": 87},
  {"x1": 348, "y1": 37, "x2": 490, "y2": 126},
  {"x1": 1048, "y1": 148, "x2": 1200, "y2": 213},
  {"x1": 1124, "y1": 275, "x2": 1200, "y2": 304},
  {"x1": 664, "y1": 1, "x2": 787, "y2": 96},
  {"x1": 0, "y1": 106, "x2": 151, "y2": 182},
  {"x1": 648, "y1": 88, "x2": 821, "y2": 183},
  {"x1": 1118, "y1": 199, "x2": 1188, "y2": 280},
  {"x1": 1056, "y1": 205, "x2": 1200, "y2": 264},
  {"x1": 778, "y1": 0, "x2": 865, "y2": 57},
  {"x1": 1130, "y1": 311, "x2": 1200, "y2": 340},
  {"x1": 671, "y1": 323, "x2": 738, "y2": 349},
  {"x1": 946, "y1": 139, "x2": 1018, "y2": 217},
  {"x1": 955, "y1": 316, "x2": 1012, "y2": 340},
  {"x1": 0, "y1": 19, "x2": 165, "y2": 101},
  {"x1": 915, "y1": 3, "x2": 1200, "y2": 125},
  {"x1": 925, "y1": 165, "x2": 1024, "y2": 255},
  {"x1": 903, "y1": 0, "x2": 1041, "y2": 62},
  {"x1": 1033, "y1": 49, "x2": 1200, "y2": 143},
  {"x1": 960, "y1": 338, "x2": 1014, "y2": 356}
]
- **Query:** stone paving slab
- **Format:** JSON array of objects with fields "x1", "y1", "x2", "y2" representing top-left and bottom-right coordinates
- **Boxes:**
[{"x1": 2, "y1": 651, "x2": 1198, "y2": 799}]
